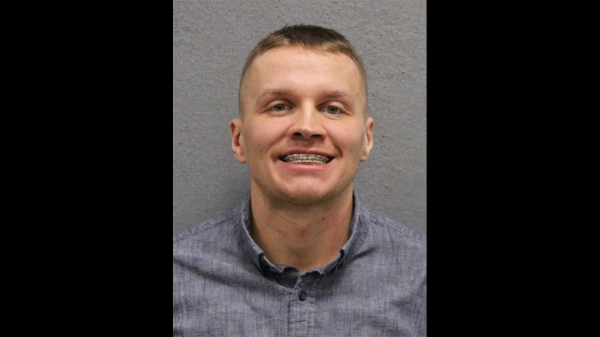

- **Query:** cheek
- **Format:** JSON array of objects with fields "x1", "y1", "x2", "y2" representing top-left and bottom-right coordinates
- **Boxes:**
[
  {"x1": 333, "y1": 124, "x2": 366, "y2": 155},
  {"x1": 244, "y1": 121, "x2": 282, "y2": 155}
]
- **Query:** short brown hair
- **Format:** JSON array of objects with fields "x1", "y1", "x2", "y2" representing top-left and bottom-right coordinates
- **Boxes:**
[{"x1": 239, "y1": 25, "x2": 367, "y2": 116}]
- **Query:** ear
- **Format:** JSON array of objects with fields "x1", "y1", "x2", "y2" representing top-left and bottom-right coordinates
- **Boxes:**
[
  {"x1": 360, "y1": 117, "x2": 374, "y2": 162},
  {"x1": 230, "y1": 119, "x2": 247, "y2": 164}
]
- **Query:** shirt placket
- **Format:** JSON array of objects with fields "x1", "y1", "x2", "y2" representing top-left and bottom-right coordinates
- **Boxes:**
[{"x1": 288, "y1": 272, "x2": 320, "y2": 337}]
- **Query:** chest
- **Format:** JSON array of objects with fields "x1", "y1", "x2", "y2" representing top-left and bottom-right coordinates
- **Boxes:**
[{"x1": 173, "y1": 268, "x2": 424, "y2": 337}]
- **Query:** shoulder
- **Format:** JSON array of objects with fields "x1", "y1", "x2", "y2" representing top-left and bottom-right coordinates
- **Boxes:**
[
  {"x1": 361, "y1": 206, "x2": 426, "y2": 247},
  {"x1": 349, "y1": 205, "x2": 426, "y2": 286},
  {"x1": 173, "y1": 203, "x2": 251, "y2": 278},
  {"x1": 173, "y1": 205, "x2": 240, "y2": 251}
]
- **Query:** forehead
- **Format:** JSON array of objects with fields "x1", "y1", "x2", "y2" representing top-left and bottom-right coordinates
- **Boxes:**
[
  {"x1": 242, "y1": 46, "x2": 365, "y2": 106},
  {"x1": 252, "y1": 45, "x2": 359, "y2": 76}
]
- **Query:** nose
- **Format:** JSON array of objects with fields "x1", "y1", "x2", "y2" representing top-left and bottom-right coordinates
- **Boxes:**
[{"x1": 289, "y1": 106, "x2": 326, "y2": 140}]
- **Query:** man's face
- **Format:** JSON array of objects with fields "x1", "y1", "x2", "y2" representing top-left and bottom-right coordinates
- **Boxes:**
[{"x1": 231, "y1": 45, "x2": 374, "y2": 204}]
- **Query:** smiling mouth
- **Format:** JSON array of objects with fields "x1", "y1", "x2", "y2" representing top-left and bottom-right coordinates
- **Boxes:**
[{"x1": 280, "y1": 154, "x2": 332, "y2": 164}]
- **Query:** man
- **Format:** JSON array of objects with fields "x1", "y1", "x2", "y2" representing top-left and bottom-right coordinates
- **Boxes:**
[{"x1": 173, "y1": 25, "x2": 426, "y2": 336}]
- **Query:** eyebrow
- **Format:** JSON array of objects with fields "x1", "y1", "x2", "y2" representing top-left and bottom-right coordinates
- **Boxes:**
[
  {"x1": 256, "y1": 89, "x2": 353, "y2": 104},
  {"x1": 256, "y1": 89, "x2": 291, "y2": 102},
  {"x1": 322, "y1": 90, "x2": 353, "y2": 99}
]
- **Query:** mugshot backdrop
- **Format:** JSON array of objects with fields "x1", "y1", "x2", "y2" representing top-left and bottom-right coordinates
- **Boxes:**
[{"x1": 173, "y1": 0, "x2": 426, "y2": 236}]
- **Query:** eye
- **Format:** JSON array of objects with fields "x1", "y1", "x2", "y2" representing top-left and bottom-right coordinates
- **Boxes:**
[
  {"x1": 324, "y1": 106, "x2": 341, "y2": 114},
  {"x1": 270, "y1": 104, "x2": 291, "y2": 112}
]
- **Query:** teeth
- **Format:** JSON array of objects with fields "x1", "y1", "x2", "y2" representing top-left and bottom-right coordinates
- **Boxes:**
[{"x1": 282, "y1": 154, "x2": 331, "y2": 164}]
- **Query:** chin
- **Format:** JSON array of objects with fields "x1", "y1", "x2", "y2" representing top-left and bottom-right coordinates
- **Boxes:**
[
  {"x1": 252, "y1": 175, "x2": 353, "y2": 206},
  {"x1": 278, "y1": 185, "x2": 346, "y2": 206},
  {"x1": 282, "y1": 193, "x2": 327, "y2": 205}
]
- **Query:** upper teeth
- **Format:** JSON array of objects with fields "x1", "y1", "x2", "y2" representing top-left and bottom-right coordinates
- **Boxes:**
[{"x1": 282, "y1": 154, "x2": 331, "y2": 164}]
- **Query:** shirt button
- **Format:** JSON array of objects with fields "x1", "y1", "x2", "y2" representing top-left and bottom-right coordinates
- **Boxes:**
[{"x1": 298, "y1": 291, "x2": 307, "y2": 301}]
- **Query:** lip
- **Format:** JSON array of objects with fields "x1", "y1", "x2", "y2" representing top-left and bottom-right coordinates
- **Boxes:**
[
  {"x1": 279, "y1": 149, "x2": 335, "y2": 160},
  {"x1": 276, "y1": 159, "x2": 334, "y2": 173},
  {"x1": 277, "y1": 149, "x2": 335, "y2": 170}
]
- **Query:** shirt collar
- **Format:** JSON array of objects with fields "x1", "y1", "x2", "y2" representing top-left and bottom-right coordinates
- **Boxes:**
[{"x1": 235, "y1": 191, "x2": 369, "y2": 275}]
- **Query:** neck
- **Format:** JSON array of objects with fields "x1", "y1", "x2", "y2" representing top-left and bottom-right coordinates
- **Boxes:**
[{"x1": 249, "y1": 183, "x2": 354, "y2": 275}]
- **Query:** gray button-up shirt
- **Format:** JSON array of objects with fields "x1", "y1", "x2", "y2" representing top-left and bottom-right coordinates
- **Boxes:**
[{"x1": 173, "y1": 194, "x2": 426, "y2": 336}]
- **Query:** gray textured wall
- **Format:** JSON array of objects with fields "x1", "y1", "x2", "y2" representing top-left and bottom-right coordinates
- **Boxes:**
[{"x1": 173, "y1": 0, "x2": 426, "y2": 235}]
